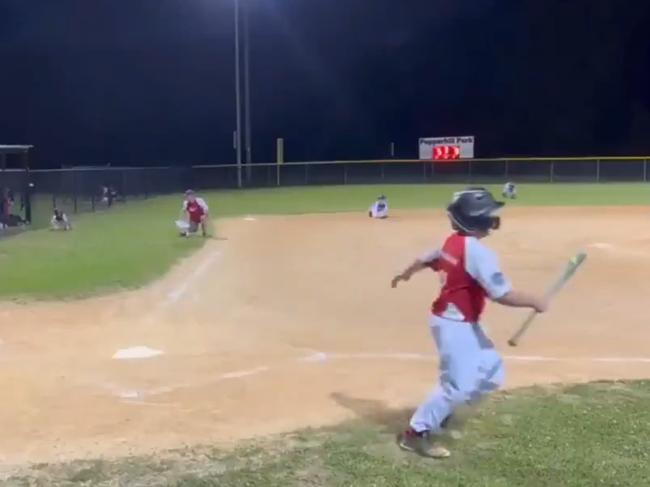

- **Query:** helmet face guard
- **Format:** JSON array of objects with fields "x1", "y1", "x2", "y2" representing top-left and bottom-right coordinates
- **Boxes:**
[{"x1": 447, "y1": 188, "x2": 504, "y2": 234}]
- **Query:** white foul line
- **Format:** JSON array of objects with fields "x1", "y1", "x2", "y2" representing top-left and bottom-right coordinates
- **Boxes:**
[
  {"x1": 108, "y1": 351, "x2": 650, "y2": 403},
  {"x1": 167, "y1": 251, "x2": 220, "y2": 303},
  {"x1": 220, "y1": 366, "x2": 270, "y2": 379},
  {"x1": 587, "y1": 242, "x2": 649, "y2": 259},
  {"x1": 591, "y1": 357, "x2": 650, "y2": 363},
  {"x1": 588, "y1": 242, "x2": 614, "y2": 250},
  {"x1": 325, "y1": 352, "x2": 650, "y2": 364}
]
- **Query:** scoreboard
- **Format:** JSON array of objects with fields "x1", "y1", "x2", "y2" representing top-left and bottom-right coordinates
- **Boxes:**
[
  {"x1": 419, "y1": 136, "x2": 474, "y2": 160},
  {"x1": 432, "y1": 145, "x2": 460, "y2": 160}
]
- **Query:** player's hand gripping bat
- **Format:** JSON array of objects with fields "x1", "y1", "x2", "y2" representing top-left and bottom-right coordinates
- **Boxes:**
[{"x1": 507, "y1": 252, "x2": 587, "y2": 347}]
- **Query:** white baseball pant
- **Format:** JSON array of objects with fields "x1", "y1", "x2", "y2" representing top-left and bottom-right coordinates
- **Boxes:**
[{"x1": 410, "y1": 314, "x2": 505, "y2": 433}]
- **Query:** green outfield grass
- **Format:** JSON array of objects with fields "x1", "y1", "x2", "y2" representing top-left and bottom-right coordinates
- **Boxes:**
[
  {"x1": 0, "y1": 183, "x2": 647, "y2": 299},
  {"x1": 206, "y1": 182, "x2": 649, "y2": 213},
  {"x1": 0, "y1": 197, "x2": 203, "y2": 299},
  {"x1": 6, "y1": 380, "x2": 650, "y2": 486}
]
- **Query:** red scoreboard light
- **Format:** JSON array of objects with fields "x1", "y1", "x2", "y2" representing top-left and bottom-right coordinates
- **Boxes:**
[{"x1": 432, "y1": 145, "x2": 460, "y2": 160}]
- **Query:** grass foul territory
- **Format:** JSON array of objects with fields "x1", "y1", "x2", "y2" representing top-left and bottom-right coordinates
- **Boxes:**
[
  {"x1": 0, "y1": 183, "x2": 647, "y2": 299},
  {"x1": 5, "y1": 381, "x2": 650, "y2": 486}
]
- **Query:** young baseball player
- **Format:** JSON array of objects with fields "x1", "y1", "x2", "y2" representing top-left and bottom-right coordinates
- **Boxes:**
[
  {"x1": 179, "y1": 190, "x2": 209, "y2": 237},
  {"x1": 391, "y1": 187, "x2": 547, "y2": 458},
  {"x1": 502, "y1": 181, "x2": 517, "y2": 199},
  {"x1": 369, "y1": 195, "x2": 389, "y2": 219},
  {"x1": 50, "y1": 208, "x2": 71, "y2": 231}
]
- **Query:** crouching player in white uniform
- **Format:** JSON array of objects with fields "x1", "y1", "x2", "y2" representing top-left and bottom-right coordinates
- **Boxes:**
[
  {"x1": 368, "y1": 195, "x2": 389, "y2": 219},
  {"x1": 502, "y1": 181, "x2": 517, "y2": 199},
  {"x1": 391, "y1": 187, "x2": 547, "y2": 458},
  {"x1": 51, "y1": 208, "x2": 71, "y2": 231}
]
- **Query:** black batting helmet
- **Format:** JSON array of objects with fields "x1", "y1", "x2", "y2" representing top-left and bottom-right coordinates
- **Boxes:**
[{"x1": 447, "y1": 187, "x2": 504, "y2": 233}]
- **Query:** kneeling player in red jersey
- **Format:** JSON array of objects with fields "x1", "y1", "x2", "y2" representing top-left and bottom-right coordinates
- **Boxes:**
[
  {"x1": 391, "y1": 187, "x2": 547, "y2": 458},
  {"x1": 179, "y1": 190, "x2": 209, "y2": 237}
]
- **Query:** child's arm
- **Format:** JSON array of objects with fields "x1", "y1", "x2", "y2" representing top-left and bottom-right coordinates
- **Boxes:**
[
  {"x1": 391, "y1": 249, "x2": 440, "y2": 288},
  {"x1": 391, "y1": 260, "x2": 427, "y2": 287},
  {"x1": 199, "y1": 198, "x2": 209, "y2": 213},
  {"x1": 467, "y1": 239, "x2": 548, "y2": 313},
  {"x1": 495, "y1": 290, "x2": 547, "y2": 313}
]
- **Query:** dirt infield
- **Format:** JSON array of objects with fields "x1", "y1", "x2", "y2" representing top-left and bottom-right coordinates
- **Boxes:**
[{"x1": 1, "y1": 207, "x2": 649, "y2": 469}]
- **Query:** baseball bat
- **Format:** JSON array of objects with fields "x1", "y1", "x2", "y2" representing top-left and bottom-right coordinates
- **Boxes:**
[{"x1": 507, "y1": 252, "x2": 587, "y2": 347}]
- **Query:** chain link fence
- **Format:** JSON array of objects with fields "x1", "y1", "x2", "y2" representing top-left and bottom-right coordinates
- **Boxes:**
[{"x1": 0, "y1": 157, "x2": 648, "y2": 232}]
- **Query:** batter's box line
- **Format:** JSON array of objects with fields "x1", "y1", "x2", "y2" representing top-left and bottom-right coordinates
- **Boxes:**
[{"x1": 102, "y1": 365, "x2": 272, "y2": 403}]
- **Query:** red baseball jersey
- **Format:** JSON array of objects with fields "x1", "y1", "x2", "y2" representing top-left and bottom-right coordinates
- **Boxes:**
[
  {"x1": 183, "y1": 197, "x2": 208, "y2": 223},
  {"x1": 421, "y1": 233, "x2": 511, "y2": 323}
]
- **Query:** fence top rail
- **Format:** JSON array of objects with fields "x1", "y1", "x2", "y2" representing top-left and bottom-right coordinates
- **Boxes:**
[
  {"x1": 324, "y1": 156, "x2": 650, "y2": 163},
  {"x1": 191, "y1": 156, "x2": 650, "y2": 169},
  {"x1": 28, "y1": 166, "x2": 183, "y2": 173},
  {"x1": 7, "y1": 156, "x2": 650, "y2": 174}
]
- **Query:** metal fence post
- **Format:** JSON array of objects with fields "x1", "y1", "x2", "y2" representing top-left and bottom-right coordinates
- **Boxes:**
[
  {"x1": 304, "y1": 163, "x2": 309, "y2": 185},
  {"x1": 380, "y1": 162, "x2": 385, "y2": 180},
  {"x1": 121, "y1": 169, "x2": 127, "y2": 202},
  {"x1": 343, "y1": 163, "x2": 348, "y2": 185},
  {"x1": 549, "y1": 161, "x2": 554, "y2": 183},
  {"x1": 73, "y1": 169, "x2": 78, "y2": 213},
  {"x1": 596, "y1": 159, "x2": 600, "y2": 182},
  {"x1": 504, "y1": 160, "x2": 509, "y2": 179},
  {"x1": 644, "y1": 159, "x2": 648, "y2": 182},
  {"x1": 275, "y1": 138, "x2": 284, "y2": 187}
]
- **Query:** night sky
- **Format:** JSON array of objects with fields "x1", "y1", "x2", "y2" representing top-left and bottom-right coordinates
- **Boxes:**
[{"x1": 2, "y1": 0, "x2": 650, "y2": 167}]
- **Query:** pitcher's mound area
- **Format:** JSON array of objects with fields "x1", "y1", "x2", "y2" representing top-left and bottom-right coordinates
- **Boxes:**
[{"x1": 1, "y1": 207, "x2": 649, "y2": 466}]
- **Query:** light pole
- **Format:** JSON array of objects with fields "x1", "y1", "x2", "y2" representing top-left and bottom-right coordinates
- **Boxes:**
[
  {"x1": 243, "y1": 0, "x2": 252, "y2": 179},
  {"x1": 234, "y1": 0, "x2": 243, "y2": 188}
]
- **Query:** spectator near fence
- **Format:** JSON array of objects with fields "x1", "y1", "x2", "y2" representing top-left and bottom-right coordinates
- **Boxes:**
[
  {"x1": 100, "y1": 185, "x2": 120, "y2": 208},
  {"x1": 1, "y1": 188, "x2": 12, "y2": 228},
  {"x1": 1, "y1": 188, "x2": 10, "y2": 217},
  {"x1": 0, "y1": 187, "x2": 25, "y2": 229}
]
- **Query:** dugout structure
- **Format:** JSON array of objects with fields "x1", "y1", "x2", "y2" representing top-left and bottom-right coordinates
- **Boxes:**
[{"x1": 0, "y1": 144, "x2": 32, "y2": 170}]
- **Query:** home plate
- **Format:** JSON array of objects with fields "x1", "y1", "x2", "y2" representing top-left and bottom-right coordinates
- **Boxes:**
[
  {"x1": 112, "y1": 346, "x2": 163, "y2": 360},
  {"x1": 244, "y1": 216, "x2": 257, "y2": 221}
]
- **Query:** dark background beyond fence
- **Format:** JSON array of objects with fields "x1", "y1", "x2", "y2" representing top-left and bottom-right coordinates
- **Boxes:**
[{"x1": 0, "y1": 158, "x2": 648, "y2": 229}]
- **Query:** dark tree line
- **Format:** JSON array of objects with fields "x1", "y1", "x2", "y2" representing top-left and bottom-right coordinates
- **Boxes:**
[{"x1": 1, "y1": 0, "x2": 649, "y2": 166}]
